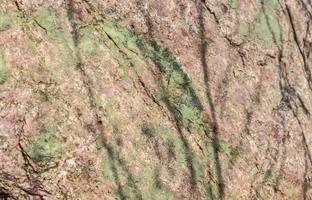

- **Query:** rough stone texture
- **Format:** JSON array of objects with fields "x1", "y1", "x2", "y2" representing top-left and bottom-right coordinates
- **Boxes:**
[{"x1": 0, "y1": 0, "x2": 311, "y2": 199}]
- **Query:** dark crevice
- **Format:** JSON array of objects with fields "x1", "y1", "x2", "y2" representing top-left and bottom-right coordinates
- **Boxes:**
[
  {"x1": 200, "y1": 0, "x2": 219, "y2": 24},
  {"x1": 102, "y1": 31, "x2": 129, "y2": 58},
  {"x1": 263, "y1": 1, "x2": 312, "y2": 198},
  {"x1": 303, "y1": 21, "x2": 311, "y2": 58},
  {"x1": 244, "y1": 109, "x2": 253, "y2": 135},
  {"x1": 14, "y1": 118, "x2": 51, "y2": 199},
  {"x1": 303, "y1": 151, "x2": 309, "y2": 200},
  {"x1": 137, "y1": 77, "x2": 164, "y2": 109},
  {"x1": 285, "y1": 2, "x2": 312, "y2": 92},
  {"x1": 0, "y1": 187, "x2": 15, "y2": 200},
  {"x1": 297, "y1": 0, "x2": 312, "y2": 19}
]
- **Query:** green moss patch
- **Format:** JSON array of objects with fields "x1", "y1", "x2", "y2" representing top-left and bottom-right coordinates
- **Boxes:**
[
  {"x1": 30, "y1": 7, "x2": 76, "y2": 74},
  {"x1": 95, "y1": 20, "x2": 229, "y2": 199},
  {"x1": 238, "y1": 23, "x2": 250, "y2": 36},
  {"x1": 254, "y1": 0, "x2": 281, "y2": 43},
  {"x1": 254, "y1": 8, "x2": 281, "y2": 44},
  {"x1": 97, "y1": 21, "x2": 142, "y2": 73},
  {"x1": 141, "y1": 122, "x2": 187, "y2": 165},
  {"x1": 238, "y1": 0, "x2": 281, "y2": 44},
  {"x1": 141, "y1": 122, "x2": 220, "y2": 198},
  {"x1": 134, "y1": 38, "x2": 205, "y2": 132},
  {"x1": 101, "y1": 144, "x2": 142, "y2": 200},
  {"x1": 228, "y1": 0, "x2": 239, "y2": 9},
  {"x1": 0, "y1": 7, "x2": 20, "y2": 31},
  {"x1": 26, "y1": 126, "x2": 62, "y2": 162},
  {"x1": 0, "y1": 53, "x2": 9, "y2": 84},
  {"x1": 101, "y1": 5, "x2": 118, "y2": 18},
  {"x1": 138, "y1": 167, "x2": 174, "y2": 200},
  {"x1": 78, "y1": 27, "x2": 99, "y2": 56}
]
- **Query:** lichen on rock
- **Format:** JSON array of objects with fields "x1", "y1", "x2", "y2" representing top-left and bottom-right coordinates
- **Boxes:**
[
  {"x1": 0, "y1": 52, "x2": 9, "y2": 84},
  {"x1": 26, "y1": 126, "x2": 62, "y2": 162},
  {"x1": 254, "y1": 0, "x2": 281, "y2": 44}
]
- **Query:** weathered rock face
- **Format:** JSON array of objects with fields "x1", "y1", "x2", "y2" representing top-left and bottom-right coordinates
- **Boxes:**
[{"x1": 0, "y1": 0, "x2": 311, "y2": 199}]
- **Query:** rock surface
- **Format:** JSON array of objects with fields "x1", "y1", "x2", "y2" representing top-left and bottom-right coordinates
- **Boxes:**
[{"x1": 0, "y1": 0, "x2": 312, "y2": 199}]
